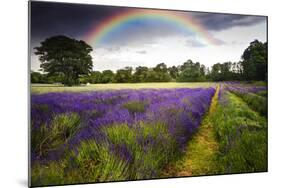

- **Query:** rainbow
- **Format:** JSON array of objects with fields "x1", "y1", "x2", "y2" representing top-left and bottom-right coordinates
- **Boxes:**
[{"x1": 83, "y1": 9, "x2": 221, "y2": 46}]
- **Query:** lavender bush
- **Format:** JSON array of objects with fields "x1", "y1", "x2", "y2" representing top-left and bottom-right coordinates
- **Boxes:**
[
  {"x1": 31, "y1": 88, "x2": 215, "y2": 185},
  {"x1": 224, "y1": 83, "x2": 267, "y2": 116},
  {"x1": 211, "y1": 84, "x2": 267, "y2": 174}
]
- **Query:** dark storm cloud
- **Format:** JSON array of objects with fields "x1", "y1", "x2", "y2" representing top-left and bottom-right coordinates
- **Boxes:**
[
  {"x1": 30, "y1": 1, "x2": 130, "y2": 43},
  {"x1": 191, "y1": 12, "x2": 266, "y2": 31},
  {"x1": 30, "y1": 1, "x2": 266, "y2": 47}
]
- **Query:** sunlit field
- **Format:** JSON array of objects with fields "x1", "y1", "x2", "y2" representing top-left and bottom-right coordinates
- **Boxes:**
[{"x1": 31, "y1": 82, "x2": 217, "y2": 93}]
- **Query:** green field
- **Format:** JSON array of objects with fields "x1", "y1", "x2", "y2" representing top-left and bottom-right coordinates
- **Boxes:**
[{"x1": 31, "y1": 82, "x2": 217, "y2": 93}]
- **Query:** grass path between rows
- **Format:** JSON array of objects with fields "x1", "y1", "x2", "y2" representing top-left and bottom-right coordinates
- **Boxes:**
[{"x1": 161, "y1": 85, "x2": 220, "y2": 177}]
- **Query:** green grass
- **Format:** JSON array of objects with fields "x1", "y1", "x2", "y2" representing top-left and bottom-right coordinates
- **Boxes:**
[
  {"x1": 247, "y1": 81, "x2": 267, "y2": 86},
  {"x1": 31, "y1": 82, "x2": 217, "y2": 94},
  {"x1": 211, "y1": 92, "x2": 267, "y2": 173},
  {"x1": 256, "y1": 90, "x2": 268, "y2": 97},
  {"x1": 231, "y1": 91, "x2": 267, "y2": 117},
  {"x1": 123, "y1": 101, "x2": 147, "y2": 114}
]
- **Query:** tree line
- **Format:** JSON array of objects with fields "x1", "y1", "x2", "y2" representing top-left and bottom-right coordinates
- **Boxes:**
[{"x1": 32, "y1": 36, "x2": 267, "y2": 85}]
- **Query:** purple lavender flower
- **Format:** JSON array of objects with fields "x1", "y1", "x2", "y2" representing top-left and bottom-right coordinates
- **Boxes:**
[{"x1": 31, "y1": 87, "x2": 215, "y2": 164}]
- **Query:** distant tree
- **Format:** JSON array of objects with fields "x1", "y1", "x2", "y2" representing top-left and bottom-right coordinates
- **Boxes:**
[
  {"x1": 220, "y1": 62, "x2": 232, "y2": 80},
  {"x1": 235, "y1": 61, "x2": 244, "y2": 80},
  {"x1": 210, "y1": 62, "x2": 243, "y2": 81},
  {"x1": 205, "y1": 67, "x2": 211, "y2": 80},
  {"x1": 89, "y1": 71, "x2": 102, "y2": 83},
  {"x1": 153, "y1": 63, "x2": 168, "y2": 73},
  {"x1": 79, "y1": 75, "x2": 89, "y2": 84},
  {"x1": 241, "y1": 40, "x2": 267, "y2": 81},
  {"x1": 177, "y1": 60, "x2": 205, "y2": 82},
  {"x1": 31, "y1": 71, "x2": 44, "y2": 83},
  {"x1": 148, "y1": 63, "x2": 171, "y2": 82},
  {"x1": 101, "y1": 70, "x2": 115, "y2": 83},
  {"x1": 210, "y1": 63, "x2": 222, "y2": 81},
  {"x1": 46, "y1": 73, "x2": 64, "y2": 83},
  {"x1": 228, "y1": 61, "x2": 243, "y2": 81},
  {"x1": 132, "y1": 66, "x2": 149, "y2": 82},
  {"x1": 115, "y1": 67, "x2": 133, "y2": 83},
  {"x1": 31, "y1": 71, "x2": 65, "y2": 84},
  {"x1": 34, "y1": 35, "x2": 93, "y2": 86},
  {"x1": 168, "y1": 66, "x2": 179, "y2": 80},
  {"x1": 145, "y1": 70, "x2": 156, "y2": 82},
  {"x1": 200, "y1": 64, "x2": 206, "y2": 77}
]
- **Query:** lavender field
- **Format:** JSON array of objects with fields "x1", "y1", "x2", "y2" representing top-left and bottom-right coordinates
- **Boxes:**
[
  {"x1": 31, "y1": 85, "x2": 215, "y2": 185},
  {"x1": 29, "y1": 2, "x2": 268, "y2": 186},
  {"x1": 30, "y1": 82, "x2": 268, "y2": 186}
]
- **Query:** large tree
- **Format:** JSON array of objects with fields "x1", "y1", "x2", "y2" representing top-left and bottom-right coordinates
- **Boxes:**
[
  {"x1": 34, "y1": 35, "x2": 93, "y2": 86},
  {"x1": 241, "y1": 40, "x2": 267, "y2": 81}
]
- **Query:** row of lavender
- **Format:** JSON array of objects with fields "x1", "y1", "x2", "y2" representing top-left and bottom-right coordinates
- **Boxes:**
[
  {"x1": 212, "y1": 83, "x2": 267, "y2": 173},
  {"x1": 224, "y1": 82, "x2": 267, "y2": 94},
  {"x1": 223, "y1": 83, "x2": 267, "y2": 116},
  {"x1": 31, "y1": 87, "x2": 215, "y2": 185}
]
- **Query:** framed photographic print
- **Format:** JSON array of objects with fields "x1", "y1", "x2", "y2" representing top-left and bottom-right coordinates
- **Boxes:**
[{"x1": 29, "y1": 1, "x2": 268, "y2": 187}]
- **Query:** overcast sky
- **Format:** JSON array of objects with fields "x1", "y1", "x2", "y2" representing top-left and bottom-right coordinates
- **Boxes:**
[{"x1": 30, "y1": 1, "x2": 267, "y2": 72}]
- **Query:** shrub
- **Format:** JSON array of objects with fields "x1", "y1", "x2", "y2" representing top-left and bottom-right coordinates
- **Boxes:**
[{"x1": 31, "y1": 113, "x2": 81, "y2": 159}]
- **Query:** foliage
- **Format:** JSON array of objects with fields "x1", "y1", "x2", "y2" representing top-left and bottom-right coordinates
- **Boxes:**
[
  {"x1": 131, "y1": 66, "x2": 149, "y2": 82},
  {"x1": 241, "y1": 40, "x2": 267, "y2": 81},
  {"x1": 31, "y1": 71, "x2": 45, "y2": 83},
  {"x1": 211, "y1": 89, "x2": 267, "y2": 173},
  {"x1": 115, "y1": 67, "x2": 133, "y2": 83},
  {"x1": 32, "y1": 39, "x2": 267, "y2": 84},
  {"x1": 168, "y1": 66, "x2": 179, "y2": 80},
  {"x1": 87, "y1": 71, "x2": 102, "y2": 84},
  {"x1": 31, "y1": 71, "x2": 63, "y2": 84},
  {"x1": 210, "y1": 62, "x2": 242, "y2": 81},
  {"x1": 153, "y1": 63, "x2": 171, "y2": 81},
  {"x1": 225, "y1": 83, "x2": 268, "y2": 117},
  {"x1": 177, "y1": 60, "x2": 206, "y2": 82},
  {"x1": 34, "y1": 35, "x2": 93, "y2": 86},
  {"x1": 101, "y1": 70, "x2": 115, "y2": 83}
]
